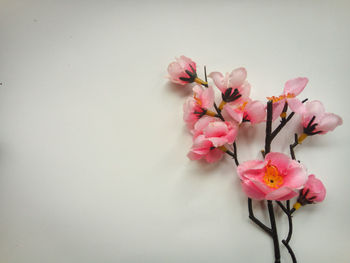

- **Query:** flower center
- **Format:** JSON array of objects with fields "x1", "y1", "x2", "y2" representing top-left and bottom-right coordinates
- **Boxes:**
[
  {"x1": 263, "y1": 163, "x2": 283, "y2": 189},
  {"x1": 267, "y1": 93, "x2": 295, "y2": 103}
]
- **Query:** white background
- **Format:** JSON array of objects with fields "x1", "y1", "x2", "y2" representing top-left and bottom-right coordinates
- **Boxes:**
[{"x1": 1, "y1": 0, "x2": 349, "y2": 262}]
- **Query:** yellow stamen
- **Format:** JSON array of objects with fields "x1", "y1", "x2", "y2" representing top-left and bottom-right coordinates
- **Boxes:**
[
  {"x1": 263, "y1": 162, "x2": 284, "y2": 189},
  {"x1": 206, "y1": 110, "x2": 216, "y2": 117},
  {"x1": 194, "y1": 77, "x2": 208, "y2": 86},
  {"x1": 193, "y1": 94, "x2": 202, "y2": 106},
  {"x1": 218, "y1": 146, "x2": 227, "y2": 152},
  {"x1": 267, "y1": 93, "x2": 295, "y2": 103},
  {"x1": 298, "y1": 133, "x2": 308, "y2": 144},
  {"x1": 293, "y1": 202, "x2": 302, "y2": 211},
  {"x1": 219, "y1": 101, "x2": 226, "y2": 110}
]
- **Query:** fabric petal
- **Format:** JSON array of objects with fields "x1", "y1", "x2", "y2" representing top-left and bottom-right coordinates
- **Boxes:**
[
  {"x1": 271, "y1": 100, "x2": 285, "y2": 121},
  {"x1": 283, "y1": 77, "x2": 308, "y2": 96},
  {"x1": 208, "y1": 71, "x2": 226, "y2": 93},
  {"x1": 201, "y1": 86, "x2": 215, "y2": 109},
  {"x1": 223, "y1": 104, "x2": 243, "y2": 124},
  {"x1": 265, "y1": 186, "x2": 298, "y2": 201},
  {"x1": 245, "y1": 100, "x2": 266, "y2": 124},
  {"x1": 316, "y1": 113, "x2": 343, "y2": 134},
  {"x1": 283, "y1": 161, "x2": 308, "y2": 189},
  {"x1": 205, "y1": 148, "x2": 224, "y2": 163},
  {"x1": 265, "y1": 152, "x2": 290, "y2": 174},
  {"x1": 237, "y1": 160, "x2": 266, "y2": 180},
  {"x1": 302, "y1": 100, "x2": 325, "y2": 127},
  {"x1": 228, "y1": 67, "x2": 247, "y2": 88},
  {"x1": 203, "y1": 122, "x2": 229, "y2": 138},
  {"x1": 287, "y1": 98, "x2": 304, "y2": 114},
  {"x1": 240, "y1": 179, "x2": 266, "y2": 200}
]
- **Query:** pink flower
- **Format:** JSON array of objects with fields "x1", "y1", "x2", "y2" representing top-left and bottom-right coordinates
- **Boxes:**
[
  {"x1": 167, "y1": 56, "x2": 200, "y2": 85},
  {"x1": 237, "y1": 152, "x2": 308, "y2": 201},
  {"x1": 300, "y1": 100, "x2": 343, "y2": 136},
  {"x1": 302, "y1": 174, "x2": 326, "y2": 202},
  {"x1": 267, "y1": 77, "x2": 308, "y2": 120},
  {"x1": 188, "y1": 117, "x2": 238, "y2": 163},
  {"x1": 183, "y1": 85, "x2": 215, "y2": 129},
  {"x1": 293, "y1": 174, "x2": 326, "y2": 210},
  {"x1": 222, "y1": 99, "x2": 266, "y2": 125},
  {"x1": 208, "y1": 68, "x2": 251, "y2": 105}
]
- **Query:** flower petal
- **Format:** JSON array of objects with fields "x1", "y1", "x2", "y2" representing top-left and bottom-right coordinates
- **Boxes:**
[
  {"x1": 301, "y1": 100, "x2": 325, "y2": 127},
  {"x1": 241, "y1": 179, "x2": 266, "y2": 200},
  {"x1": 222, "y1": 104, "x2": 243, "y2": 124},
  {"x1": 265, "y1": 186, "x2": 298, "y2": 201},
  {"x1": 265, "y1": 152, "x2": 291, "y2": 174},
  {"x1": 228, "y1": 67, "x2": 247, "y2": 88},
  {"x1": 271, "y1": 100, "x2": 285, "y2": 121},
  {"x1": 208, "y1": 71, "x2": 226, "y2": 93},
  {"x1": 316, "y1": 113, "x2": 343, "y2": 134},
  {"x1": 287, "y1": 98, "x2": 304, "y2": 114},
  {"x1": 201, "y1": 86, "x2": 215, "y2": 109},
  {"x1": 245, "y1": 100, "x2": 266, "y2": 124},
  {"x1": 283, "y1": 161, "x2": 308, "y2": 189},
  {"x1": 283, "y1": 77, "x2": 308, "y2": 96},
  {"x1": 205, "y1": 148, "x2": 224, "y2": 163}
]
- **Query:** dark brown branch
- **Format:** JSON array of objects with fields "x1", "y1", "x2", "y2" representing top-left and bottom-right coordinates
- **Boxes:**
[
  {"x1": 277, "y1": 200, "x2": 297, "y2": 263},
  {"x1": 267, "y1": 200, "x2": 281, "y2": 263},
  {"x1": 270, "y1": 98, "x2": 308, "y2": 142},
  {"x1": 265, "y1": 100, "x2": 273, "y2": 154},
  {"x1": 248, "y1": 198, "x2": 272, "y2": 236},
  {"x1": 290, "y1": 133, "x2": 299, "y2": 160}
]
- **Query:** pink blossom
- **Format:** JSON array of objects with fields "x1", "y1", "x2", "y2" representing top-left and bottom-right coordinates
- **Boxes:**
[
  {"x1": 188, "y1": 117, "x2": 238, "y2": 163},
  {"x1": 300, "y1": 100, "x2": 343, "y2": 136},
  {"x1": 208, "y1": 68, "x2": 251, "y2": 105},
  {"x1": 267, "y1": 77, "x2": 308, "y2": 120},
  {"x1": 301, "y1": 174, "x2": 326, "y2": 203},
  {"x1": 222, "y1": 99, "x2": 266, "y2": 124},
  {"x1": 237, "y1": 152, "x2": 308, "y2": 200},
  {"x1": 167, "y1": 56, "x2": 199, "y2": 85},
  {"x1": 183, "y1": 85, "x2": 215, "y2": 129}
]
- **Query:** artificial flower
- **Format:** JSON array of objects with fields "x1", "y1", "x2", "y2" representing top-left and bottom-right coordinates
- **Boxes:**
[
  {"x1": 293, "y1": 174, "x2": 326, "y2": 210},
  {"x1": 267, "y1": 77, "x2": 308, "y2": 120},
  {"x1": 222, "y1": 99, "x2": 266, "y2": 124},
  {"x1": 183, "y1": 85, "x2": 215, "y2": 129},
  {"x1": 237, "y1": 152, "x2": 308, "y2": 200},
  {"x1": 298, "y1": 100, "x2": 343, "y2": 142},
  {"x1": 167, "y1": 56, "x2": 206, "y2": 86},
  {"x1": 208, "y1": 68, "x2": 251, "y2": 107},
  {"x1": 188, "y1": 116, "x2": 238, "y2": 163}
]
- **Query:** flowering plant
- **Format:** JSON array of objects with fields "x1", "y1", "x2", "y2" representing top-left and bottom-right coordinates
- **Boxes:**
[{"x1": 167, "y1": 56, "x2": 342, "y2": 263}]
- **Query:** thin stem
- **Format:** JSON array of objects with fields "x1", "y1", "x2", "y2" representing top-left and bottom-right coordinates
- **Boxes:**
[
  {"x1": 248, "y1": 198, "x2": 272, "y2": 236},
  {"x1": 282, "y1": 240, "x2": 297, "y2": 263},
  {"x1": 232, "y1": 142, "x2": 239, "y2": 166},
  {"x1": 276, "y1": 200, "x2": 297, "y2": 263},
  {"x1": 270, "y1": 98, "x2": 308, "y2": 142},
  {"x1": 290, "y1": 133, "x2": 299, "y2": 160},
  {"x1": 265, "y1": 100, "x2": 273, "y2": 154},
  {"x1": 267, "y1": 200, "x2": 281, "y2": 263}
]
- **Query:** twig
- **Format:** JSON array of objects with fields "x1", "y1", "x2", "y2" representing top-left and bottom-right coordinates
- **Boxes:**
[
  {"x1": 270, "y1": 98, "x2": 308, "y2": 142},
  {"x1": 267, "y1": 200, "x2": 281, "y2": 263},
  {"x1": 248, "y1": 198, "x2": 272, "y2": 236},
  {"x1": 265, "y1": 100, "x2": 273, "y2": 154},
  {"x1": 276, "y1": 200, "x2": 297, "y2": 263},
  {"x1": 290, "y1": 133, "x2": 299, "y2": 160}
]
